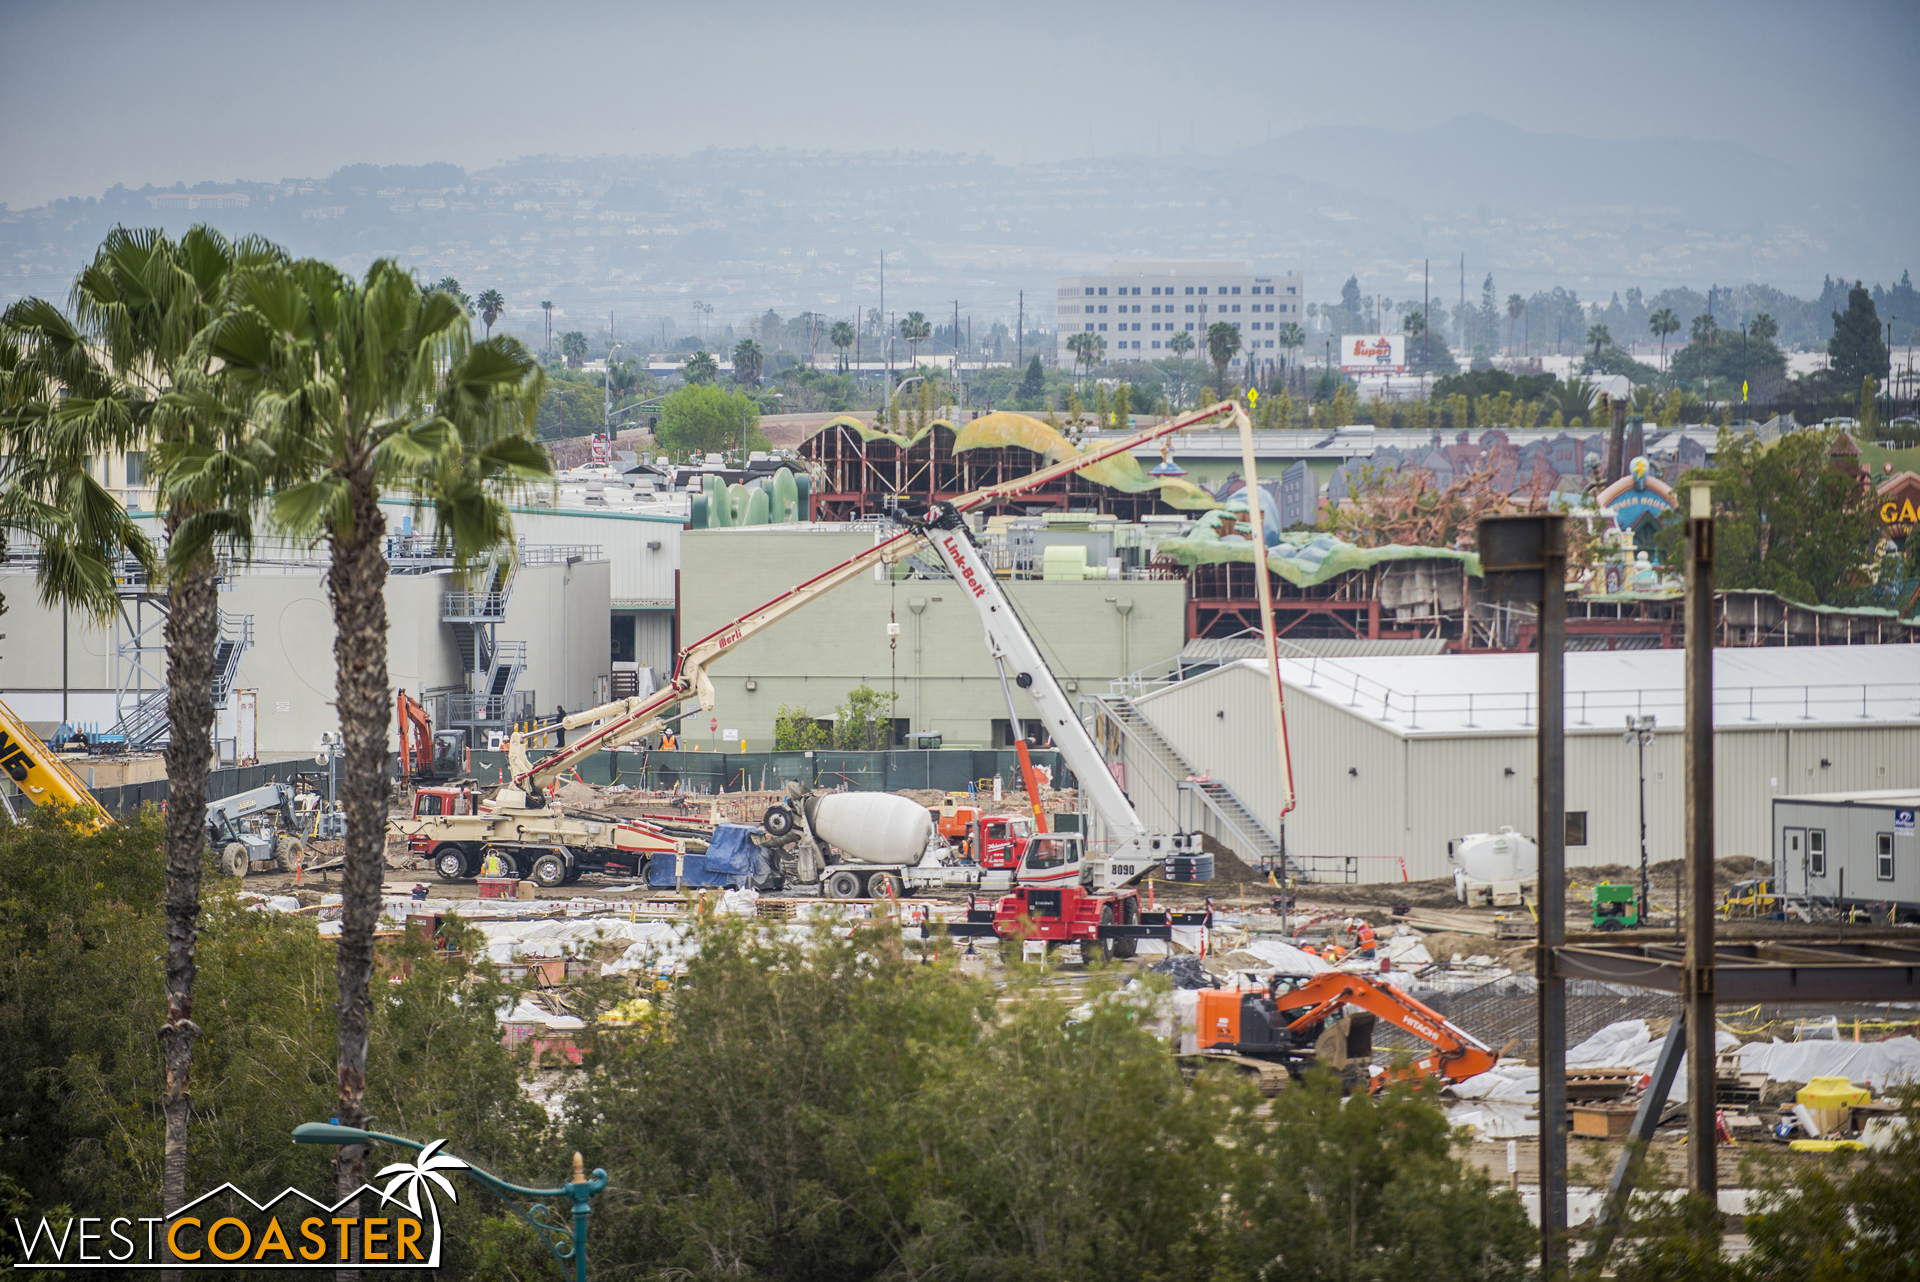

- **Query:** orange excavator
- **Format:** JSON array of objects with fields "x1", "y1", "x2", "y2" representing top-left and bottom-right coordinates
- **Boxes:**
[
  {"x1": 1191, "y1": 970, "x2": 1497, "y2": 1093},
  {"x1": 396, "y1": 690, "x2": 462, "y2": 786}
]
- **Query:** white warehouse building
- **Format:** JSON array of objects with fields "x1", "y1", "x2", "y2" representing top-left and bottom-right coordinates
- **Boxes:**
[
  {"x1": 1057, "y1": 261, "x2": 1303, "y2": 365},
  {"x1": 1103, "y1": 645, "x2": 1920, "y2": 884}
]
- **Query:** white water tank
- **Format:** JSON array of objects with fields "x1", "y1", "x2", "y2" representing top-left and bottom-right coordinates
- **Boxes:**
[
  {"x1": 1451, "y1": 827, "x2": 1538, "y2": 884},
  {"x1": 810, "y1": 792, "x2": 934, "y2": 865}
]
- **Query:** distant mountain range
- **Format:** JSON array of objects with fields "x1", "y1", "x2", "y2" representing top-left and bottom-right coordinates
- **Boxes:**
[{"x1": 1, "y1": 116, "x2": 1910, "y2": 339}]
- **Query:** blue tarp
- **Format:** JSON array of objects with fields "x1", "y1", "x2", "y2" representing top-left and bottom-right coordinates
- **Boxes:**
[{"x1": 647, "y1": 822, "x2": 768, "y2": 888}]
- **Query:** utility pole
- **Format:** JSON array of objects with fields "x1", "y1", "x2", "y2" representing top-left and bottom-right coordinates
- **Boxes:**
[
  {"x1": 1017, "y1": 290, "x2": 1024, "y2": 369},
  {"x1": 1683, "y1": 481, "x2": 1719, "y2": 1226}
]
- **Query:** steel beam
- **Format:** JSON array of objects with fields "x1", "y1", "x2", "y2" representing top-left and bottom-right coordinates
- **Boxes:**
[
  {"x1": 1683, "y1": 501, "x2": 1717, "y2": 1212},
  {"x1": 1554, "y1": 940, "x2": 1920, "y2": 1002},
  {"x1": 1588, "y1": 1010, "x2": 1687, "y2": 1268}
]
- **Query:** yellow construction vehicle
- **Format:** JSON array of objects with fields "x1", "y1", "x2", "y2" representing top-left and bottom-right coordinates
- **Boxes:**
[
  {"x1": 0, "y1": 696, "x2": 113, "y2": 828},
  {"x1": 1722, "y1": 877, "x2": 1783, "y2": 920}
]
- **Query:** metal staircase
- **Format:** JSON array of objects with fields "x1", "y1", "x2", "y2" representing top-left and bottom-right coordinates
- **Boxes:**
[
  {"x1": 442, "y1": 562, "x2": 528, "y2": 729},
  {"x1": 106, "y1": 608, "x2": 253, "y2": 749},
  {"x1": 1090, "y1": 694, "x2": 1298, "y2": 878}
]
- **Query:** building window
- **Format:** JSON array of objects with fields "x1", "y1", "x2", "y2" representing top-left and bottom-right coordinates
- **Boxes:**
[
  {"x1": 1265, "y1": 339, "x2": 1274, "y2": 348},
  {"x1": 1184, "y1": 304, "x2": 1193, "y2": 313},
  {"x1": 1132, "y1": 323, "x2": 1141, "y2": 331},
  {"x1": 1566, "y1": 812, "x2": 1588, "y2": 846},
  {"x1": 1085, "y1": 287, "x2": 1094, "y2": 295},
  {"x1": 1084, "y1": 323, "x2": 1094, "y2": 331},
  {"x1": 1098, "y1": 323, "x2": 1108, "y2": 331},
  {"x1": 1151, "y1": 286, "x2": 1161, "y2": 295},
  {"x1": 1232, "y1": 304, "x2": 1241, "y2": 312},
  {"x1": 1185, "y1": 286, "x2": 1194, "y2": 295},
  {"x1": 1185, "y1": 322, "x2": 1195, "y2": 330},
  {"x1": 1809, "y1": 829, "x2": 1826, "y2": 877},
  {"x1": 1084, "y1": 305, "x2": 1094, "y2": 314},
  {"x1": 1288, "y1": 285, "x2": 1296, "y2": 293},
  {"x1": 1198, "y1": 286, "x2": 1208, "y2": 294},
  {"x1": 124, "y1": 451, "x2": 147, "y2": 486},
  {"x1": 1878, "y1": 832, "x2": 1895, "y2": 880},
  {"x1": 1231, "y1": 286, "x2": 1241, "y2": 294},
  {"x1": 1151, "y1": 340, "x2": 1161, "y2": 349},
  {"x1": 1098, "y1": 287, "x2": 1108, "y2": 295},
  {"x1": 1098, "y1": 305, "x2": 1107, "y2": 313}
]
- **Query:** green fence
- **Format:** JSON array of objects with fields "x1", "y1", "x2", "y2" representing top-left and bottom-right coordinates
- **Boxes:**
[
  {"x1": 50, "y1": 747, "x2": 1072, "y2": 820},
  {"x1": 466, "y1": 747, "x2": 1074, "y2": 797}
]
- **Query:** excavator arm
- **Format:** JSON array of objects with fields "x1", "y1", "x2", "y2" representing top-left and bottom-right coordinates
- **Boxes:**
[
  {"x1": 0, "y1": 697, "x2": 112, "y2": 828},
  {"x1": 509, "y1": 401, "x2": 1250, "y2": 791},
  {"x1": 1276, "y1": 971, "x2": 1498, "y2": 1088}
]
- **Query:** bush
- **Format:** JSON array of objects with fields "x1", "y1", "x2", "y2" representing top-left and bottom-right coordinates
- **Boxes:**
[
  {"x1": 772, "y1": 703, "x2": 827, "y2": 751},
  {"x1": 832, "y1": 683, "x2": 898, "y2": 750}
]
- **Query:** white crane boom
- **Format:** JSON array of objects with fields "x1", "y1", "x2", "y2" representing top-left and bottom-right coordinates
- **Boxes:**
[
  {"x1": 508, "y1": 401, "x2": 1252, "y2": 793},
  {"x1": 907, "y1": 504, "x2": 1146, "y2": 845}
]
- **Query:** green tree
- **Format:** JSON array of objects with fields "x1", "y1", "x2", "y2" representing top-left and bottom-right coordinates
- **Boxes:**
[
  {"x1": 1165, "y1": 328, "x2": 1197, "y2": 406},
  {"x1": 475, "y1": 287, "x2": 505, "y2": 339},
  {"x1": 540, "y1": 299, "x2": 553, "y2": 355},
  {"x1": 1858, "y1": 375, "x2": 1880, "y2": 436},
  {"x1": 683, "y1": 349, "x2": 720, "y2": 385},
  {"x1": 656, "y1": 383, "x2": 764, "y2": 455},
  {"x1": 1277, "y1": 320, "x2": 1305, "y2": 374},
  {"x1": 1649, "y1": 307, "x2": 1681, "y2": 383},
  {"x1": 1749, "y1": 311, "x2": 1779, "y2": 343},
  {"x1": 772, "y1": 703, "x2": 827, "y2": 751},
  {"x1": 1205, "y1": 321, "x2": 1241, "y2": 395},
  {"x1": 1111, "y1": 382, "x2": 1131, "y2": 428},
  {"x1": 829, "y1": 320, "x2": 854, "y2": 372},
  {"x1": 1652, "y1": 427, "x2": 1882, "y2": 606},
  {"x1": 1017, "y1": 354, "x2": 1046, "y2": 406},
  {"x1": 833, "y1": 683, "x2": 899, "y2": 749},
  {"x1": 1508, "y1": 294, "x2": 1525, "y2": 353},
  {"x1": 204, "y1": 256, "x2": 548, "y2": 1209},
  {"x1": 731, "y1": 338, "x2": 764, "y2": 389},
  {"x1": 1690, "y1": 311, "x2": 1719, "y2": 347},
  {"x1": 1827, "y1": 280, "x2": 1890, "y2": 387},
  {"x1": 899, "y1": 311, "x2": 932, "y2": 366},
  {"x1": 560, "y1": 330, "x2": 588, "y2": 368}
]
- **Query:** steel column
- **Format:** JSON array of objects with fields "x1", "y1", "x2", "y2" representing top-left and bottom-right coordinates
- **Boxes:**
[
  {"x1": 1683, "y1": 498, "x2": 1719, "y2": 1215},
  {"x1": 1536, "y1": 515, "x2": 1568, "y2": 1277}
]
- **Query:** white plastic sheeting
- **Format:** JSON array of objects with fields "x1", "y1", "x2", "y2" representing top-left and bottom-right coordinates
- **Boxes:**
[
  {"x1": 1734, "y1": 1035, "x2": 1920, "y2": 1090},
  {"x1": 1446, "y1": 1019, "x2": 1742, "y2": 1138}
]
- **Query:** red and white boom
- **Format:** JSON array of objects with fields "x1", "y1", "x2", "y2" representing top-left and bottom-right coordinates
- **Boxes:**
[{"x1": 507, "y1": 402, "x2": 1279, "y2": 798}]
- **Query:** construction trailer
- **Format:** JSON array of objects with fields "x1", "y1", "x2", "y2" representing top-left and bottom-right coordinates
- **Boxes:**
[{"x1": 1774, "y1": 789, "x2": 1919, "y2": 919}]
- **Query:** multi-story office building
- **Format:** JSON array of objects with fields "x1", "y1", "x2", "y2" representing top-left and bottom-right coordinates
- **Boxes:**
[{"x1": 1056, "y1": 261, "x2": 1304, "y2": 366}]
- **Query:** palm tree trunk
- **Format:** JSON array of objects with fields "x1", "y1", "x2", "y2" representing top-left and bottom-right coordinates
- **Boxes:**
[
  {"x1": 328, "y1": 465, "x2": 391, "y2": 1273},
  {"x1": 159, "y1": 544, "x2": 218, "y2": 1280}
]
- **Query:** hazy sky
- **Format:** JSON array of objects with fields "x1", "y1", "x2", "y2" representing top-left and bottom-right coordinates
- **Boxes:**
[{"x1": 3, "y1": 0, "x2": 1914, "y2": 209}]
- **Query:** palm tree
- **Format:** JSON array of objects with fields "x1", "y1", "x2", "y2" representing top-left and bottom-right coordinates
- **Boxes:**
[
  {"x1": 829, "y1": 320, "x2": 854, "y2": 373},
  {"x1": 1205, "y1": 321, "x2": 1241, "y2": 395},
  {"x1": 684, "y1": 349, "x2": 719, "y2": 385},
  {"x1": 1507, "y1": 295, "x2": 1526, "y2": 355},
  {"x1": 1277, "y1": 321, "x2": 1305, "y2": 379},
  {"x1": 4, "y1": 225, "x2": 276, "y2": 1239},
  {"x1": 560, "y1": 331, "x2": 588, "y2": 369},
  {"x1": 1749, "y1": 312, "x2": 1779, "y2": 344},
  {"x1": 204, "y1": 256, "x2": 547, "y2": 1212},
  {"x1": 540, "y1": 300, "x2": 554, "y2": 356},
  {"x1": 1587, "y1": 323, "x2": 1612, "y2": 366},
  {"x1": 1690, "y1": 312, "x2": 1719, "y2": 347},
  {"x1": 1163, "y1": 328, "x2": 1196, "y2": 405},
  {"x1": 476, "y1": 288, "x2": 505, "y2": 339},
  {"x1": 1648, "y1": 307, "x2": 1680, "y2": 384},
  {"x1": 900, "y1": 311, "x2": 932, "y2": 367},
  {"x1": 731, "y1": 338, "x2": 764, "y2": 389},
  {"x1": 429, "y1": 277, "x2": 474, "y2": 316}
]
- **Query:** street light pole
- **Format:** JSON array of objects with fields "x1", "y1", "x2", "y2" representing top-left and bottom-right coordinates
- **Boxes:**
[
  {"x1": 294, "y1": 1123, "x2": 607, "y2": 1282},
  {"x1": 1625, "y1": 715, "x2": 1656, "y2": 920}
]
